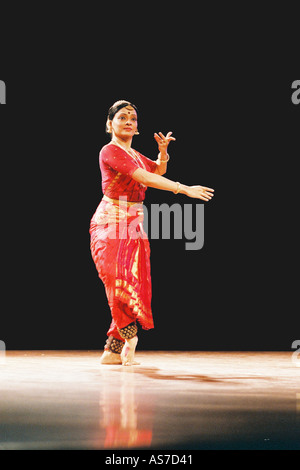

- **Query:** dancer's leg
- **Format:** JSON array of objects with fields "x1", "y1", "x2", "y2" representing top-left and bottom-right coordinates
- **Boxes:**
[
  {"x1": 100, "y1": 302, "x2": 139, "y2": 366},
  {"x1": 100, "y1": 334, "x2": 124, "y2": 364},
  {"x1": 118, "y1": 322, "x2": 139, "y2": 366}
]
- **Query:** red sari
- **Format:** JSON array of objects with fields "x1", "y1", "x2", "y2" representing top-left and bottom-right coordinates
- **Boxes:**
[{"x1": 90, "y1": 143, "x2": 157, "y2": 341}]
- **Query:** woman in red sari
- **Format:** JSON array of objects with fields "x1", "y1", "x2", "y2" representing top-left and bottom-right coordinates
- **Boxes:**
[{"x1": 90, "y1": 100, "x2": 214, "y2": 365}]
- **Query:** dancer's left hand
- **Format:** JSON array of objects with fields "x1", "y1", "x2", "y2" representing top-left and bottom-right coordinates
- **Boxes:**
[{"x1": 154, "y1": 131, "x2": 176, "y2": 156}]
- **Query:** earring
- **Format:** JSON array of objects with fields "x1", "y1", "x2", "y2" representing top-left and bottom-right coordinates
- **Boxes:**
[{"x1": 135, "y1": 130, "x2": 140, "y2": 135}]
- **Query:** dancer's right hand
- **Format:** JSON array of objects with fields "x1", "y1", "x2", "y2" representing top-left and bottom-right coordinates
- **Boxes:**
[{"x1": 184, "y1": 185, "x2": 215, "y2": 201}]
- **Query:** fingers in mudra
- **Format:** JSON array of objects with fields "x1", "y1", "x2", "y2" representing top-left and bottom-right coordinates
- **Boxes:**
[{"x1": 154, "y1": 131, "x2": 176, "y2": 147}]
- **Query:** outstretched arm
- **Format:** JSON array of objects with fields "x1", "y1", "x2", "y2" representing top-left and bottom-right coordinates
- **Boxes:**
[{"x1": 132, "y1": 167, "x2": 214, "y2": 202}]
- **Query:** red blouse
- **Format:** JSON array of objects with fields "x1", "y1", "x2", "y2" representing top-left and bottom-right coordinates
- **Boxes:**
[{"x1": 99, "y1": 143, "x2": 158, "y2": 202}]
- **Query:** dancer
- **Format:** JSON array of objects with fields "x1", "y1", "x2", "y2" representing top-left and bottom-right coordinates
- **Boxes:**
[{"x1": 90, "y1": 100, "x2": 214, "y2": 365}]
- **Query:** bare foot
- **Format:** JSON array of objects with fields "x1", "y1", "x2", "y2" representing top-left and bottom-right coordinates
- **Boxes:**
[
  {"x1": 100, "y1": 350, "x2": 122, "y2": 365},
  {"x1": 121, "y1": 336, "x2": 139, "y2": 366}
]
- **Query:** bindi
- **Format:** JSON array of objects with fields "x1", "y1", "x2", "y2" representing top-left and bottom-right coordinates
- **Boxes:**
[{"x1": 125, "y1": 106, "x2": 135, "y2": 114}]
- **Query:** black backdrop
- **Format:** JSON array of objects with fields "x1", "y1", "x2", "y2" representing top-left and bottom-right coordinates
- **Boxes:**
[{"x1": 1, "y1": 7, "x2": 299, "y2": 351}]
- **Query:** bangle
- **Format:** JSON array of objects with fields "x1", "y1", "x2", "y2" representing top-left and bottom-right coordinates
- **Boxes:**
[
  {"x1": 173, "y1": 182, "x2": 182, "y2": 194},
  {"x1": 159, "y1": 153, "x2": 170, "y2": 163}
]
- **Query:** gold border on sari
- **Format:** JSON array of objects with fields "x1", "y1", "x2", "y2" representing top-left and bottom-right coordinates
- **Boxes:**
[{"x1": 115, "y1": 278, "x2": 152, "y2": 328}]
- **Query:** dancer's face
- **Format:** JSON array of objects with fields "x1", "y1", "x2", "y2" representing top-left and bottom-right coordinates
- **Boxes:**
[{"x1": 111, "y1": 106, "x2": 138, "y2": 140}]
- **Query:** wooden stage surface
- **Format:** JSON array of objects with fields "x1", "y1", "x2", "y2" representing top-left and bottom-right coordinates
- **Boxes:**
[{"x1": 0, "y1": 350, "x2": 299, "y2": 450}]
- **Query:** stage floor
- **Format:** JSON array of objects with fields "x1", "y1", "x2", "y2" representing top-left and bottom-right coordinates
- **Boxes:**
[{"x1": 0, "y1": 350, "x2": 299, "y2": 450}]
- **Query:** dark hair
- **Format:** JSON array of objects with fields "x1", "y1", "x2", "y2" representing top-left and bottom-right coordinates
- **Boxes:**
[{"x1": 106, "y1": 100, "x2": 138, "y2": 134}]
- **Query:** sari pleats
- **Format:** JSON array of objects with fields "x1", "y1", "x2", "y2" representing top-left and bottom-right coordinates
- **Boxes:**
[{"x1": 90, "y1": 198, "x2": 154, "y2": 331}]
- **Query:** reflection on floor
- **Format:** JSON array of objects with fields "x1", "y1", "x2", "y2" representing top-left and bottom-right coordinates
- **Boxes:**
[{"x1": 0, "y1": 351, "x2": 299, "y2": 449}]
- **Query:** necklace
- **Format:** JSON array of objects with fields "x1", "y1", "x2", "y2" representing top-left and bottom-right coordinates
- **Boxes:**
[{"x1": 110, "y1": 140, "x2": 146, "y2": 170}]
